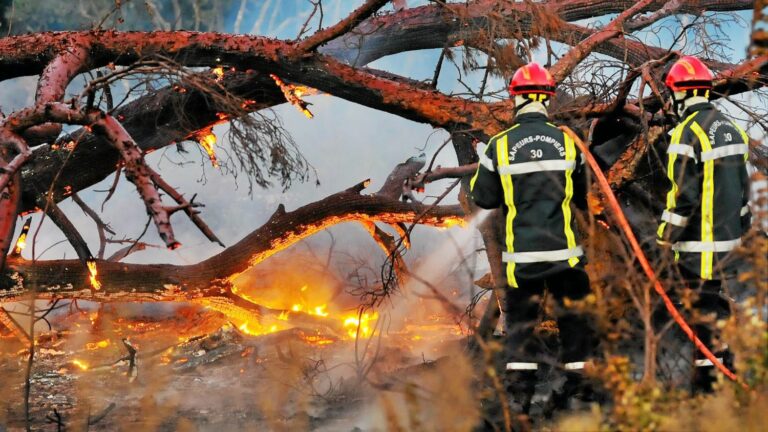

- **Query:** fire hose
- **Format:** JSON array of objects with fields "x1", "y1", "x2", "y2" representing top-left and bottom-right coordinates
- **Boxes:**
[{"x1": 561, "y1": 126, "x2": 745, "y2": 387}]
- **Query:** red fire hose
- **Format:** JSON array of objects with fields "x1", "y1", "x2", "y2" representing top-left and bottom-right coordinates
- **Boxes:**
[{"x1": 562, "y1": 126, "x2": 744, "y2": 387}]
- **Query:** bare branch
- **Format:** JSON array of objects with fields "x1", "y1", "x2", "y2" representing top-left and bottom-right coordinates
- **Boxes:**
[
  {"x1": 296, "y1": 0, "x2": 391, "y2": 53},
  {"x1": 550, "y1": 0, "x2": 656, "y2": 82}
]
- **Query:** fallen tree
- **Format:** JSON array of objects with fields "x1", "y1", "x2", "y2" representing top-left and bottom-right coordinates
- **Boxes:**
[{"x1": 0, "y1": 0, "x2": 765, "y2": 351}]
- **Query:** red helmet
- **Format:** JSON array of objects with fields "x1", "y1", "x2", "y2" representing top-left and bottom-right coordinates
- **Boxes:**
[
  {"x1": 509, "y1": 62, "x2": 556, "y2": 96},
  {"x1": 665, "y1": 56, "x2": 713, "y2": 92}
]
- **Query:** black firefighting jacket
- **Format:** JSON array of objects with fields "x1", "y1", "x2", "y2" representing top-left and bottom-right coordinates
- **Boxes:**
[
  {"x1": 470, "y1": 112, "x2": 587, "y2": 287},
  {"x1": 658, "y1": 102, "x2": 752, "y2": 280}
]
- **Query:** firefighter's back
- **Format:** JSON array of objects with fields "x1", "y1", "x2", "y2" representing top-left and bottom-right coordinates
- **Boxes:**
[
  {"x1": 668, "y1": 102, "x2": 751, "y2": 278},
  {"x1": 493, "y1": 112, "x2": 585, "y2": 281},
  {"x1": 685, "y1": 106, "x2": 749, "y2": 240}
]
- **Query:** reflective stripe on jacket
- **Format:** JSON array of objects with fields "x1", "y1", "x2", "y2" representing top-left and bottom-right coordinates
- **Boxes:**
[
  {"x1": 470, "y1": 112, "x2": 587, "y2": 287},
  {"x1": 658, "y1": 102, "x2": 751, "y2": 280}
]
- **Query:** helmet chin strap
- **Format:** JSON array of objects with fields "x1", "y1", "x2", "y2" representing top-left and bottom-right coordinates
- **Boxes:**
[
  {"x1": 672, "y1": 89, "x2": 710, "y2": 117},
  {"x1": 514, "y1": 94, "x2": 549, "y2": 116}
]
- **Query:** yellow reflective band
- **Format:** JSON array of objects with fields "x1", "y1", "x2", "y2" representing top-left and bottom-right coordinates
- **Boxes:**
[
  {"x1": 691, "y1": 121, "x2": 715, "y2": 280},
  {"x1": 497, "y1": 134, "x2": 518, "y2": 288},
  {"x1": 488, "y1": 124, "x2": 521, "y2": 143},
  {"x1": 469, "y1": 166, "x2": 480, "y2": 191},
  {"x1": 562, "y1": 131, "x2": 579, "y2": 267},
  {"x1": 660, "y1": 112, "x2": 698, "y2": 240},
  {"x1": 470, "y1": 145, "x2": 491, "y2": 191}
]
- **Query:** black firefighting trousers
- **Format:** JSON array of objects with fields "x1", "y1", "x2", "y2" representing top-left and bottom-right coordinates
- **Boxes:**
[
  {"x1": 502, "y1": 267, "x2": 598, "y2": 412},
  {"x1": 678, "y1": 268, "x2": 734, "y2": 393}
]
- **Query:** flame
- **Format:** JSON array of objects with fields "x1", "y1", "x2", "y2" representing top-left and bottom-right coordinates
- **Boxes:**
[
  {"x1": 278, "y1": 311, "x2": 289, "y2": 320},
  {"x1": 270, "y1": 74, "x2": 314, "y2": 119},
  {"x1": 72, "y1": 359, "x2": 89, "y2": 371},
  {"x1": 87, "y1": 260, "x2": 102, "y2": 291},
  {"x1": 196, "y1": 129, "x2": 219, "y2": 168},
  {"x1": 86, "y1": 339, "x2": 110, "y2": 350},
  {"x1": 13, "y1": 234, "x2": 26, "y2": 254},
  {"x1": 238, "y1": 322, "x2": 279, "y2": 336},
  {"x1": 439, "y1": 217, "x2": 467, "y2": 229},
  {"x1": 13, "y1": 218, "x2": 32, "y2": 255},
  {"x1": 212, "y1": 66, "x2": 225, "y2": 82},
  {"x1": 343, "y1": 312, "x2": 378, "y2": 339},
  {"x1": 313, "y1": 305, "x2": 329, "y2": 317}
]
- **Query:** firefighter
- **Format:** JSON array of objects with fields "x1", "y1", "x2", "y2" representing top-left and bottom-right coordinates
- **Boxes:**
[
  {"x1": 470, "y1": 62, "x2": 598, "y2": 413},
  {"x1": 658, "y1": 55, "x2": 752, "y2": 392}
]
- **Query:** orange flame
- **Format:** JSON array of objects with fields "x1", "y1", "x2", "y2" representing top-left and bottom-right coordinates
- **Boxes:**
[
  {"x1": 72, "y1": 359, "x2": 89, "y2": 371},
  {"x1": 270, "y1": 74, "x2": 315, "y2": 119},
  {"x1": 343, "y1": 312, "x2": 378, "y2": 339},
  {"x1": 196, "y1": 130, "x2": 219, "y2": 168},
  {"x1": 13, "y1": 218, "x2": 32, "y2": 255},
  {"x1": 86, "y1": 339, "x2": 110, "y2": 350},
  {"x1": 212, "y1": 66, "x2": 225, "y2": 82},
  {"x1": 87, "y1": 260, "x2": 102, "y2": 291},
  {"x1": 238, "y1": 322, "x2": 279, "y2": 336},
  {"x1": 13, "y1": 233, "x2": 27, "y2": 255}
]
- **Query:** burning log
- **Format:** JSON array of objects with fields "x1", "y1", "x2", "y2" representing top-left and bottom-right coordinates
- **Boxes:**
[{"x1": 2, "y1": 178, "x2": 464, "y2": 301}]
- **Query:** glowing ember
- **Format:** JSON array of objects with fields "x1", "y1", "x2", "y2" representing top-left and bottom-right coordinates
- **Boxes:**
[
  {"x1": 195, "y1": 130, "x2": 219, "y2": 168},
  {"x1": 13, "y1": 218, "x2": 32, "y2": 255},
  {"x1": 212, "y1": 66, "x2": 225, "y2": 81},
  {"x1": 241, "y1": 99, "x2": 258, "y2": 110},
  {"x1": 270, "y1": 73, "x2": 315, "y2": 119},
  {"x1": 87, "y1": 259, "x2": 102, "y2": 291},
  {"x1": 72, "y1": 359, "x2": 89, "y2": 371},
  {"x1": 300, "y1": 333, "x2": 335, "y2": 346}
]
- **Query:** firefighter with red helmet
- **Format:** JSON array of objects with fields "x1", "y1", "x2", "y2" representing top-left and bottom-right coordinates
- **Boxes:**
[
  {"x1": 470, "y1": 63, "x2": 599, "y2": 413},
  {"x1": 659, "y1": 55, "x2": 752, "y2": 392}
]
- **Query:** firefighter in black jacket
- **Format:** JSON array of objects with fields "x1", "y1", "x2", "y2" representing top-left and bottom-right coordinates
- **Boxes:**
[
  {"x1": 470, "y1": 63, "x2": 598, "y2": 413},
  {"x1": 659, "y1": 56, "x2": 751, "y2": 392}
]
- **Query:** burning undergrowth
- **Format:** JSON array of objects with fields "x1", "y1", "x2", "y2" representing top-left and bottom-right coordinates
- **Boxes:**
[{"x1": 0, "y1": 246, "x2": 479, "y2": 430}]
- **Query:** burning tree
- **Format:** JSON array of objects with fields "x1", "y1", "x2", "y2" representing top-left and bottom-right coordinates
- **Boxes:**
[{"x1": 0, "y1": 0, "x2": 766, "y2": 430}]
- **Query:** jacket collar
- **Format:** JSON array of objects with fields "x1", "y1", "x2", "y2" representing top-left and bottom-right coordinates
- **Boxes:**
[
  {"x1": 682, "y1": 101, "x2": 714, "y2": 117},
  {"x1": 515, "y1": 112, "x2": 549, "y2": 123}
]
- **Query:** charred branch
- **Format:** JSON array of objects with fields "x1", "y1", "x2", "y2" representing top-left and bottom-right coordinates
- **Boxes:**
[
  {"x1": 39, "y1": 197, "x2": 93, "y2": 264},
  {"x1": 2, "y1": 181, "x2": 464, "y2": 300}
]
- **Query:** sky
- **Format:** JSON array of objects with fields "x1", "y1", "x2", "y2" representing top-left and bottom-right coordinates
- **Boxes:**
[{"x1": 0, "y1": 1, "x2": 759, "y2": 304}]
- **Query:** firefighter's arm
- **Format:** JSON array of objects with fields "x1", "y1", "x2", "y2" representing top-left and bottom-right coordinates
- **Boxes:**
[
  {"x1": 740, "y1": 159, "x2": 752, "y2": 235},
  {"x1": 735, "y1": 125, "x2": 752, "y2": 234},
  {"x1": 657, "y1": 127, "x2": 701, "y2": 245},
  {"x1": 470, "y1": 140, "x2": 503, "y2": 209},
  {"x1": 573, "y1": 142, "x2": 588, "y2": 211}
]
